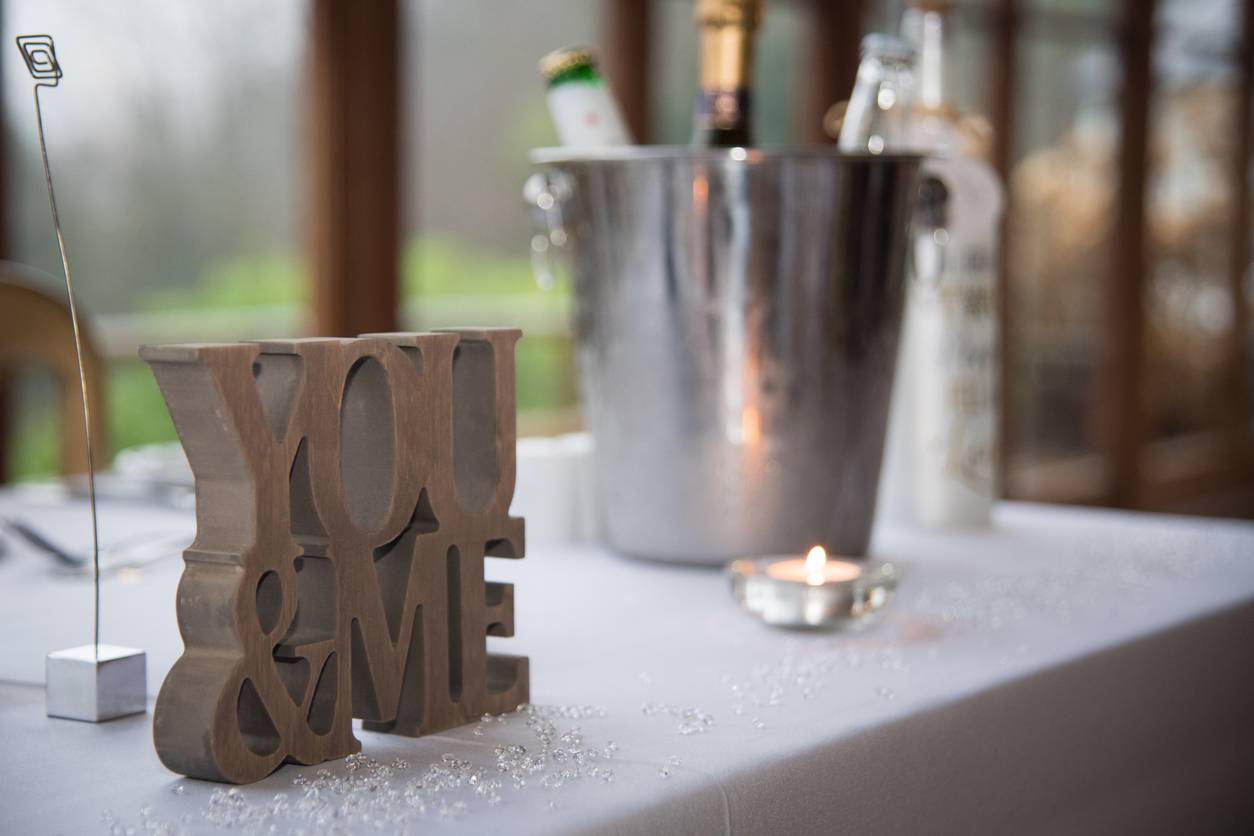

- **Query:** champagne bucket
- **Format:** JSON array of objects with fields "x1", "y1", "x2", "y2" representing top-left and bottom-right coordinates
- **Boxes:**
[{"x1": 527, "y1": 147, "x2": 921, "y2": 563}]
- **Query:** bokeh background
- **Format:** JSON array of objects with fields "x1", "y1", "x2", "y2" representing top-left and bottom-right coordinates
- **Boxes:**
[{"x1": 1, "y1": 0, "x2": 1251, "y2": 517}]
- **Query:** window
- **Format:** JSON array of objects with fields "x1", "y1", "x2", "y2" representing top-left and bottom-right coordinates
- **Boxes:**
[
  {"x1": 4, "y1": 0, "x2": 307, "y2": 476},
  {"x1": 5, "y1": 0, "x2": 1251, "y2": 517},
  {"x1": 404, "y1": 0, "x2": 601, "y2": 434}
]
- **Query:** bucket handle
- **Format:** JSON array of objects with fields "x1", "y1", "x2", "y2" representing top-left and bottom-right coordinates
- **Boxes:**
[{"x1": 522, "y1": 169, "x2": 573, "y2": 290}]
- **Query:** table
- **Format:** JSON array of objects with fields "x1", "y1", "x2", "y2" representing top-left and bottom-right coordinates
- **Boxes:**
[{"x1": 2, "y1": 488, "x2": 1253, "y2": 834}]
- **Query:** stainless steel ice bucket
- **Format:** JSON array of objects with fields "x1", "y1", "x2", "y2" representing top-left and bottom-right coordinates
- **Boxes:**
[{"x1": 528, "y1": 147, "x2": 921, "y2": 563}]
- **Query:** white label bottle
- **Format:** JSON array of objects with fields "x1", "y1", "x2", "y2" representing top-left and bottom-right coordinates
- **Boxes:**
[
  {"x1": 903, "y1": 2, "x2": 1004, "y2": 525},
  {"x1": 841, "y1": 12, "x2": 1005, "y2": 528}
]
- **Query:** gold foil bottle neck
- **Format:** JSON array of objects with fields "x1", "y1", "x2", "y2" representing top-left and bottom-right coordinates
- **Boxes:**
[{"x1": 696, "y1": 0, "x2": 763, "y2": 29}]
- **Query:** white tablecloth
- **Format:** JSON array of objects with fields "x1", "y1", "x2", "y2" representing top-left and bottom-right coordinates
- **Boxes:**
[{"x1": 1, "y1": 488, "x2": 1253, "y2": 834}]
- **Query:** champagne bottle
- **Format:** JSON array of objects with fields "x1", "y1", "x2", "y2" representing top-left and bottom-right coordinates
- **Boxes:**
[
  {"x1": 539, "y1": 46, "x2": 632, "y2": 147},
  {"x1": 691, "y1": 0, "x2": 762, "y2": 147}
]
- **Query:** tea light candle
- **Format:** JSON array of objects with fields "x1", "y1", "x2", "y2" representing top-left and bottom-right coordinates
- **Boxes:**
[
  {"x1": 729, "y1": 546, "x2": 897, "y2": 629},
  {"x1": 766, "y1": 546, "x2": 863, "y2": 584}
]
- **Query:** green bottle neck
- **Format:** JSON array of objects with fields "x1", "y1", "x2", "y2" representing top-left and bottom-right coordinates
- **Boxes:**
[{"x1": 547, "y1": 63, "x2": 604, "y2": 89}]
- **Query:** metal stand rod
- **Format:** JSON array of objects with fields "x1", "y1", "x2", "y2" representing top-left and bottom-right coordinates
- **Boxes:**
[{"x1": 22, "y1": 35, "x2": 101, "y2": 658}]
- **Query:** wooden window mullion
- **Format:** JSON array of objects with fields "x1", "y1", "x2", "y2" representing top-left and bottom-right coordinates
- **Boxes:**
[
  {"x1": 990, "y1": 0, "x2": 1019, "y2": 498},
  {"x1": 308, "y1": 0, "x2": 401, "y2": 337},
  {"x1": 604, "y1": 0, "x2": 653, "y2": 144},
  {"x1": 1100, "y1": 0, "x2": 1155, "y2": 508},
  {"x1": 805, "y1": 0, "x2": 866, "y2": 146},
  {"x1": 1227, "y1": 0, "x2": 1254, "y2": 453}
]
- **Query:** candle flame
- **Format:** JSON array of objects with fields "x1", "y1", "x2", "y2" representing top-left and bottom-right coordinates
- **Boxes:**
[{"x1": 805, "y1": 545, "x2": 827, "y2": 586}]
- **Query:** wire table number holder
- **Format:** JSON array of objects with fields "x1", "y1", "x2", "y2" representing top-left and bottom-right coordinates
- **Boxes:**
[{"x1": 16, "y1": 33, "x2": 147, "y2": 722}]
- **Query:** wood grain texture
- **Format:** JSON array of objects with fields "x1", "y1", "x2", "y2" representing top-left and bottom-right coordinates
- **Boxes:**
[{"x1": 140, "y1": 330, "x2": 527, "y2": 784}]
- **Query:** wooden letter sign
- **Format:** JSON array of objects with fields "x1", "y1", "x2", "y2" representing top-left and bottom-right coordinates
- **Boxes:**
[{"x1": 140, "y1": 330, "x2": 527, "y2": 784}]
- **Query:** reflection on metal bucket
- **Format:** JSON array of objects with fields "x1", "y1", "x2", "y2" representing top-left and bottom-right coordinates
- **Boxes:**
[{"x1": 528, "y1": 147, "x2": 921, "y2": 564}]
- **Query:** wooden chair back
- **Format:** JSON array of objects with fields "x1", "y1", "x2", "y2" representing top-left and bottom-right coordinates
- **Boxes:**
[{"x1": 0, "y1": 262, "x2": 106, "y2": 480}]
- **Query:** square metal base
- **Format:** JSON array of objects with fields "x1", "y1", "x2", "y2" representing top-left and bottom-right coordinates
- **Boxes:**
[{"x1": 46, "y1": 645, "x2": 147, "y2": 722}]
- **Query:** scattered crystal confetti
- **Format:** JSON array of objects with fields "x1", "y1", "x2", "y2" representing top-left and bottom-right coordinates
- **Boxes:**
[
  {"x1": 105, "y1": 703, "x2": 617, "y2": 833},
  {"x1": 641, "y1": 702, "x2": 716, "y2": 735}
]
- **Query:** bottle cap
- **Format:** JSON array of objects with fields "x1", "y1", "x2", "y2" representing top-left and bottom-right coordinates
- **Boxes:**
[
  {"x1": 695, "y1": 0, "x2": 763, "y2": 29},
  {"x1": 539, "y1": 46, "x2": 597, "y2": 82}
]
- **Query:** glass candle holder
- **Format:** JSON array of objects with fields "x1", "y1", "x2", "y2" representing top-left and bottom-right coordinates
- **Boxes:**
[{"x1": 729, "y1": 547, "x2": 898, "y2": 629}]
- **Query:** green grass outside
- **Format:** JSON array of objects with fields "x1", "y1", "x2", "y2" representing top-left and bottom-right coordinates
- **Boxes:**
[{"x1": 7, "y1": 237, "x2": 576, "y2": 480}]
